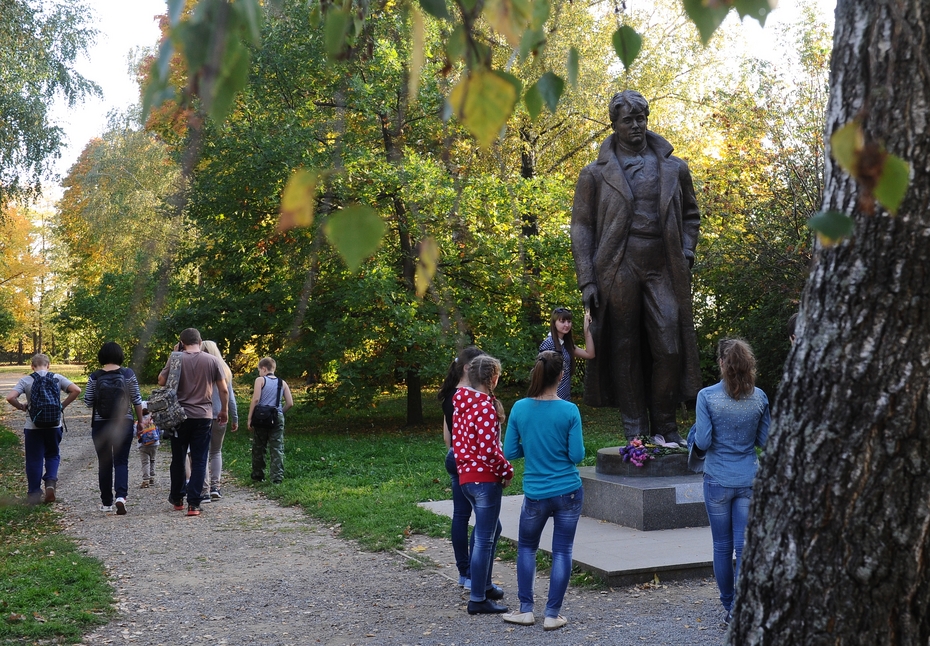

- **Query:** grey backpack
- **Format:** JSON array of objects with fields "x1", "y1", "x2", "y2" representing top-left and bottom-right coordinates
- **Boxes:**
[{"x1": 148, "y1": 352, "x2": 187, "y2": 436}]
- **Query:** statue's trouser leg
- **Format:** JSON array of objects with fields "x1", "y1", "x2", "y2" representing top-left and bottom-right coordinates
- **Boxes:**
[
  {"x1": 642, "y1": 269, "x2": 682, "y2": 441},
  {"x1": 607, "y1": 240, "x2": 649, "y2": 439},
  {"x1": 609, "y1": 235, "x2": 683, "y2": 441}
]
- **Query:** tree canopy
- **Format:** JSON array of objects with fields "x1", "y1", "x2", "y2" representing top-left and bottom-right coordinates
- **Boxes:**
[{"x1": 0, "y1": 0, "x2": 100, "y2": 204}]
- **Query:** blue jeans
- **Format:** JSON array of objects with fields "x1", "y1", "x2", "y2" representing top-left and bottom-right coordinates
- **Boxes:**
[
  {"x1": 23, "y1": 426, "x2": 63, "y2": 496},
  {"x1": 91, "y1": 418, "x2": 135, "y2": 505},
  {"x1": 461, "y1": 481, "x2": 504, "y2": 602},
  {"x1": 445, "y1": 449, "x2": 475, "y2": 579},
  {"x1": 703, "y1": 476, "x2": 752, "y2": 611},
  {"x1": 516, "y1": 487, "x2": 583, "y2": 618},
  {"x1": 170, "y1": 418, "x2": 212, "y2": 506}
]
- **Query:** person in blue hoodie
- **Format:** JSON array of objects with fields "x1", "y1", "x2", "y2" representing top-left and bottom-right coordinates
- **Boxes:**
[
  {"x1": 503, "y1": 351, "x2": 585, "y2": 632},
  {"x1": 688, "y1": 338, "x2": 770, "y2": 625}
]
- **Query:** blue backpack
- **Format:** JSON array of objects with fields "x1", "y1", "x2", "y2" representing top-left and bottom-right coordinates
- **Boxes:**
[{"x1": 29, "y1": 372, "x2": 62, "y2": 428}]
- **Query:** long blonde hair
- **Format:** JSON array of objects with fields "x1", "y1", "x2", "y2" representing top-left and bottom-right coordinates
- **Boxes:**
[
  {"x1": 718, "y1": 338, "x2": 756, "y2": 400},
  {"x1": 466, "y1": 354, "x2": 505, "y2": 423},
  {"x1": 202, "y1": 340, "x2": 233, "y2": 385}
]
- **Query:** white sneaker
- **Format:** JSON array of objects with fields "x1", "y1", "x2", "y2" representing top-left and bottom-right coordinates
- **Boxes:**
[
  {"x1": 99, "y1": 504, "x2": 114, "y2": 512},
  {"x1": 543, "y1": 615, "x2": 567, "y2": 631},
  {"x1": 115, "y1": 497, "x2": 127, "y2": 515},
  {"x1": 502, "y1": 611, "x2": 535, "y2": 625}
]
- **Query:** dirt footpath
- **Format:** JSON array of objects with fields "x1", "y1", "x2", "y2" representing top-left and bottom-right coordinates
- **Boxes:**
[{"x1": 7, "y1": 394, "x2": 727, "y2": 646}]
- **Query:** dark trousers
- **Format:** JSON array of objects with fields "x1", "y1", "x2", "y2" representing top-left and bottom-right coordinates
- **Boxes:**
[
  {"x1": 605, "y1": 235, "x2": 681, "y2": 438},
  {"x1": 170, "y1": 418, "x2": 212, "y2": 507},
  {"x1": 91, "y1": 418, "x2": 134, "y2": 505}
]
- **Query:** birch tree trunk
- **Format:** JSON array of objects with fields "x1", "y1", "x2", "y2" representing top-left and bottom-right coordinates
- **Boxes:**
[{"x1": 730, "y1": 0, "x2": 930, "y2": 643}]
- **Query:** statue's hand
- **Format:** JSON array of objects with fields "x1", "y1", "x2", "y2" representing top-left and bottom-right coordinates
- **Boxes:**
[
  {"x1": 685, "y1": 251, "x2": 695, "y2": 270},
  {"x1": 582, "y1": 284, "x2": 600, "y2": 312}
]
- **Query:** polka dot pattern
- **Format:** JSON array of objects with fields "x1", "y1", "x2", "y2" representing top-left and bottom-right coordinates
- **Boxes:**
[{"x1": 450, "y1": 387, "x2": 513, "y2": 485}]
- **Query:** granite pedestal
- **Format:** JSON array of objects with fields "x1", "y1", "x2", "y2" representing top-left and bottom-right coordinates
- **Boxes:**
[{"x1": 580, "y1": 447, "x2": 708, "y2": 531}]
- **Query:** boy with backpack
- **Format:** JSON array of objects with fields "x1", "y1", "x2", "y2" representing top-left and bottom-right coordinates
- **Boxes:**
[
  {"x1": 5, "y1": 354, "x2": 81, "y2": 504},
  {"x1": 247, "y1": 357, "x2": 293, "y2": 484}
]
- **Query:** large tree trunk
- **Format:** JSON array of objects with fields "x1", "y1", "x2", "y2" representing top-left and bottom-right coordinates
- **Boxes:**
[
  {"x1": 731, "y1": 1, "x2": 930, "y2": 643},
  {"x1": 379, "y1": 96, "x2": 424, "y2": 427}
]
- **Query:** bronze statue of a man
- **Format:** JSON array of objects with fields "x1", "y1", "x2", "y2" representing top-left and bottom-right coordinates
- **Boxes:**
[{"x1": 571, "y1": 89, "x2": 701, "y2": 445}]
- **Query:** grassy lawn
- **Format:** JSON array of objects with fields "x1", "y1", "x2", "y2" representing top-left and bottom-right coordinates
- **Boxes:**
[
  {"x1": 0, "y1": 427, "x2": 114, "y2": 644},
  {"x1": 220, "y1": 384, "x2": 694, "y2": 552}
]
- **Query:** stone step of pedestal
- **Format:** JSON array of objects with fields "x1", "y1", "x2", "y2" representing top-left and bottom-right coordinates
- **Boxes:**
[
  {"x1": 579, "y1": 466, "x2": 709, "y2": 531},
  {"x1": 419, "y1": 495, "x2": 715, "y2": 587}
]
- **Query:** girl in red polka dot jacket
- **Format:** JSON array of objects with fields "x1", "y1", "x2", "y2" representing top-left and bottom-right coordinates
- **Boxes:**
[{"x1": 452, "y1": 354, "x2": 514, "y2": 615}]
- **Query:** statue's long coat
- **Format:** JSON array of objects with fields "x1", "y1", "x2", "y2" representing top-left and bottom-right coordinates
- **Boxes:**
[{"x1": 571, "y1": 131, "x2": 702, "y2": 407}]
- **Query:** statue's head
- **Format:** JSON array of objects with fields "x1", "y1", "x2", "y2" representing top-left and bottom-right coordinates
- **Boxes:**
[
  {"x1": 609, "y1": 90, "x2": 649, "y2": 149},
  {"x1": 609, "y1": 90, "x2": 649, "y2": 123}
]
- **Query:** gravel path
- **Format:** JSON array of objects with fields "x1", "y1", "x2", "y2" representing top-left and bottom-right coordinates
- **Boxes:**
[{"x1": 7, "y1": 390, "x2": 729, "y2": 646}]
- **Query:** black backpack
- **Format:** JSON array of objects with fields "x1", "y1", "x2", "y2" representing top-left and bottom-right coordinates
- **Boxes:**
[
  {"x1": 29, "y1": 371, "x2": 62, "y2": 428},
  {"x1": 92, "y1": 368, "x2": 129, "y2": 420}
]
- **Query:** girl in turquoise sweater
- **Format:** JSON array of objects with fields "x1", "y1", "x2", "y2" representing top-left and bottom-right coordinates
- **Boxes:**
[{"x1": 502, "y1": 351, "x2": 585, "y2": 631}]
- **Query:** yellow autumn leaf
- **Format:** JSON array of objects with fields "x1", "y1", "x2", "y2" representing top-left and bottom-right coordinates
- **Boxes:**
[
  {"x1": 278, "y1": 168, "x2": 319, "y2": 232},
  {"x1": 449, "y1": 70, "x2": 519, "y2": 148},
  {"x1": 408, "y1": 6, "x2": 425, "y2": 103},
  {"x1": 415, "y1": 237, "x2": 440, "y2": 297}
]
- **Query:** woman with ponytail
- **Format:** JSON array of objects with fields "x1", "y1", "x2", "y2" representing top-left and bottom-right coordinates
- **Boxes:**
[
  {"x1": 438, "y1": 346, "x2": 486, "y2": 590},
  {"x1": 452, "y1": 354, "x2": 513, "y2": 615},
  {"x1": 687, "y1": 338, "x2": 770, "y2": 625},
  {"x1": 502, "y1": 351, "x2": 585, "y2": 631}
]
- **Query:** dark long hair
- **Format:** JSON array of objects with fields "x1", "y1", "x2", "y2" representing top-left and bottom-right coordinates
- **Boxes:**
[
  {"x1": 527, "y1": 351, "x2": 563, "y2": 398},
  {"x1": 549, "y1": 308, "x2": 576, "y2": 375},
  {"x1": 437, "y1": 346, "x2": 485, "y2": 403},
  {"x1": 718, "y1": 338, "x2": 756, "y2": 400}
]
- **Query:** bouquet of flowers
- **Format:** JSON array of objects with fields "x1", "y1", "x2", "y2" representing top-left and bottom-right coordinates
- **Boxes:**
[
  {"x1": 619, "y1": 438, "x2": 660, "y2": 467},
  {"x1": 619, "y1": 436, "x2": 688, "y2": 467}
]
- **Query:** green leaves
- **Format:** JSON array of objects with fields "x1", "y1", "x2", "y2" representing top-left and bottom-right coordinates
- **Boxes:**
[
  {"x1": 567, "y1": 47, "x2": 579, "y2": 88},
  {"x1": 612, "y1": 26, "x2": 642, "y2": 70},
  {"x1": 324, "y1": 206, "x2": 387, "y2": 273},
  {"x1": 683, "y1": 0, "x2": 776, "y2": 45},
  {"x1": 142, "y1": 0, "x2": 263, "y2": 124},
  {"x1": 417, "y1": 0, "x2": 451, "y2": 21},
  {"x1": 524, "y1": 72, "x2": 564, "y2": 119},
  {"x1": 831, "y1": 121, "x2": 911, "y2": 215},
  {"x1": 808, "y1": 211, "x2": 854, "y2": 246},
  {"x1": 874, "y1": 155, "x2": 910, "y2": 216},
  {"x1": 734, "y1": 0, "x2": 776, "y2": 25},
  {"x1": 324, "y1": 7, "x2": 352, "y2": 60},
  {"x1": 482, "y1": 0, "x2": 550, "y2": 47},
  {"x1": 450, "y1": 69, "x2": 520, "y2": 148},
  {"x1": 682, "y1": 0, "x2": 731, "y2": 44}
]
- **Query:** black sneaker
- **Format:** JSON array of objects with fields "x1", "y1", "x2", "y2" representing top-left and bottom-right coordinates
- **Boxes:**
[
  {"x1": 210, "y1": 488, "x2": 221, "y2": 500},
  {"x1": 485, "y1": 584, "x2": 505, "y2": 600},
  {"x1": 467, "y1": 599, "x2": 508, "y2": 614}
]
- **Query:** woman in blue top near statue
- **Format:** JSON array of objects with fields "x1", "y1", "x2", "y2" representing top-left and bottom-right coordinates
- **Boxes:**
[
  {"x1": 687, "y1": 338, "x2": 770, "y2": 625},
  {"x1": 538, "y1": 308, "x2": 594, "y2": 401},
  {"x1": 502, "y1": 351, "x2": 585, "y2": 631}
]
